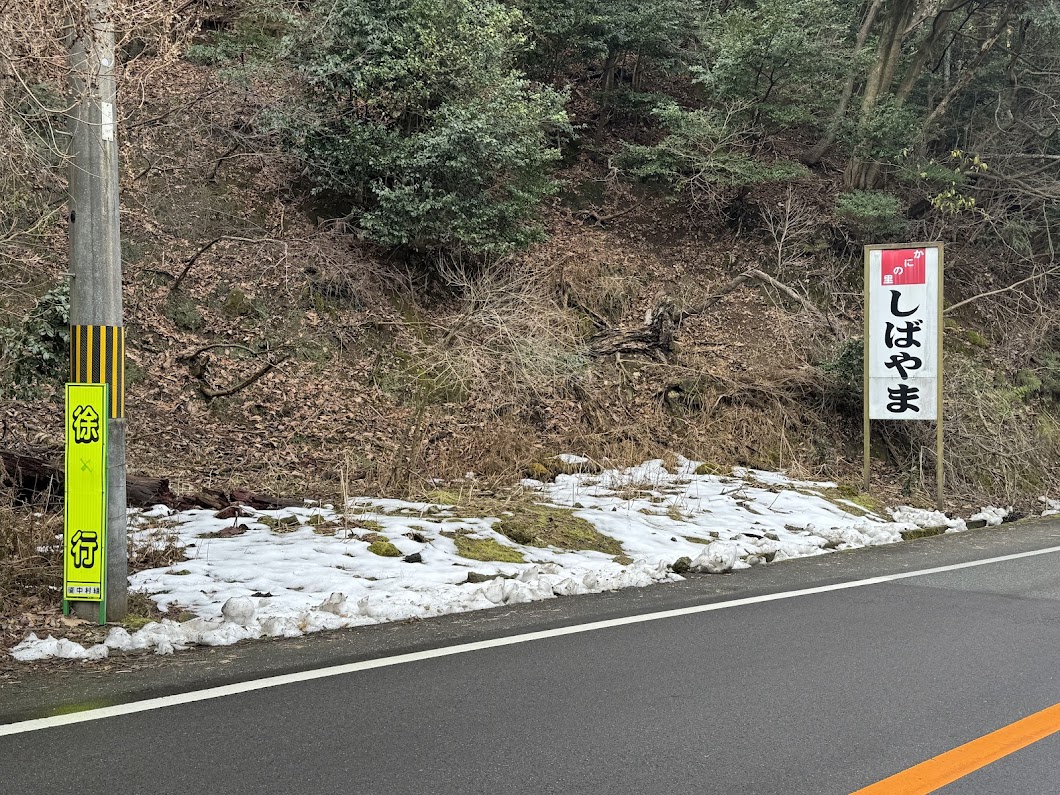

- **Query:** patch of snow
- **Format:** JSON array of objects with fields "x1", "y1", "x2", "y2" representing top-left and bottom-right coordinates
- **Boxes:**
[
  {"x1": 730, "y1": 467, "x2": 837, "y2": 489},
  {"x1": 692, "y1": 541, "x2": 739, "y2": 574},
  {"x1": 10, "y1": 634, "x2": 108, "y2": 662},
  {"x1": 221, "y1": 596, "x2": 257, "y2": 626},
  {"x1": 889, "y1": 507, "x2": 967, "y2": 533},
  {"x1": 1040, "y1": 497, "x2": 1060, "y2": 517},
  {"x1": 969, "y1": 506, "x2": 1010, "y2": 527},
  {"x1": 555, "y1": 454, "x2": 590, "y2": 465},
  {"x1": 9, "y1": 458, "x2": 996, "y2": 662}
]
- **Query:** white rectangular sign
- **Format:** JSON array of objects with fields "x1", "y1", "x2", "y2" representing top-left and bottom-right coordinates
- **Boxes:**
[
  {"x1": 101, "y1": 101, "x2": 115, "y2": 142},
  {"x1": 866, "y1": 244, "x2": 942, "y2": 420}
]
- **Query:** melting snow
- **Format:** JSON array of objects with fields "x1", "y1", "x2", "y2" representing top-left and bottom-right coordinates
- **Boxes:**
[{"x1": 5, "y1": 458, "x2": 1006, "y2": 662}]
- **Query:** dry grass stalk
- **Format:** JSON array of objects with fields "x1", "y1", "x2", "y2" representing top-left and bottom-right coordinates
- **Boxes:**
[
  {"x1": 417, "y1": 259, "x2": 587, "y2": 402},
  {"x1": 0, "y1": 502, "x2": 64, "y2": 616}
]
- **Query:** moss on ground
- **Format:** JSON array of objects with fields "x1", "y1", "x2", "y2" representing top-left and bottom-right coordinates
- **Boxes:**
[
  {"x1": 900, "y1": 526, "x2": 948, "y2": 541},
  {"x1": 494, "y1": 505, "x2": 623, "y2": 554},
  {"x1": 453, "y1": 535, "x2": 525, "y2": 563},
  {"x1": 818, "y1": 485, "x2": 887, "y2": 516},
  {"x1": 522, "y1": 456, "x2": 602, "y2": 483},
  {"x1": 123, "y1": 591, "x2": 164, "y2": 630},
  {"x1": 368, "y1": 539, "x2": 402, "y2": 557},
  {"x1": 694, "y1": 462, "x2": 725, "y2": 476},
  {"x1": 424, "y1": 489, "x2": 463, "y2": 506},
  {"x1": 350, "y1": 518, "x2": 385, "y2": 532},
  {"x1": 259, "y1": 515, "x2": 301, "y2": 532}
]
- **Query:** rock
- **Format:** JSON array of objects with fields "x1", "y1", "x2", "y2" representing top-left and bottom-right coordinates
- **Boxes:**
[
  {"x1": 966, "y1": 519, "x2": 988, "y2": 529},
  {"x1": 221, "y1": 596, "x2": 257, "y2": 626},
  {"x1": 671, "y1": 556, "x2": 692, "y2": 575},
  {"x1": 403, "y1": 552, "x2": 423, "y2": 563},
  {"x1": 214, "y1": 505, "x2": 249, "y2": 520},
  {"x1": 465, "y1": 571, "x2": 512, "y2": 584}
]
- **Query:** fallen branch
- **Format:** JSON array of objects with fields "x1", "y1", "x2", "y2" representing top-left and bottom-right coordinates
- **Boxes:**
[
  {"x1": 945, "y1": 261, "x2": 1060, "y2": 315},
  {"x1": 0, "y1": 451, "x2": 177, "y2": 508},
  {"x1": 0, "y1": 450, "x2": 302, "y2": 511},
  {"x1": 170, "y1": 236, "x2": 223, "y2": 294},
  {"x1": 745, "y1": 268, "x2": 837, "y2": 334},
  {"x1": 180, "y1": 342, "x2": 266, "y2": 361},
  {"x1": 198, "y1": 355, "x2": 289, "y2": 400},
  {"x1": 170, "y1": 235, "x2": 295, "y2": 294},
  {"x1": 575, "y1": 202, "x2": 639, "y2": 227}
]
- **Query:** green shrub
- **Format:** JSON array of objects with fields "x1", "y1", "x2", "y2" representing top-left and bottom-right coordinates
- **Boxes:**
[
  {"x1": 0, "y1": 282, "x2": 69, "y2": 396},
  {"x1": 818, "y1": 338, "x2": 863, "y2": 416},
  {"x1": 185, "y1": 0, "x2": 296, "y2": 75},
  {"x1": 1014, "y1": 352, "x2": 1060, "y2": 405},
  {"x1": 692, "y1": 0, "x2": 853, "y2": 130},
  {"x1": 835, "y1": 190, "x2": 906, "y2": 242},
  {"x1": 283, "y1": 0, "x2": 570, "y2": 257},
  {"x1": 619, "y1": 100, "x2": 807, "y2": 212}
]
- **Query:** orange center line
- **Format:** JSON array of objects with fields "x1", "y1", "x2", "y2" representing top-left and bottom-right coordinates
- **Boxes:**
[{"x1": 852, "y1": 701, "x2": 1060, "y2": 794}]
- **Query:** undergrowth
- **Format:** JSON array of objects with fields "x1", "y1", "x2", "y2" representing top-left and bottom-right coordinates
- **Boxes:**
[{"x1": 0, "y1": 504, "x2": 62, "y2": 616}]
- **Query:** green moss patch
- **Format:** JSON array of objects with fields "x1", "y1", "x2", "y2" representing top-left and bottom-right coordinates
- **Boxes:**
[
  {"x1": 123, "y1": 591, "x2": 165, "y2": 630},
  {"x1": 523, "y1": 456, "x2": 602, "y2": 483},
  {"x1": 453, "y1": 535, "x2": 525, "y2": 563},
  {"x1": 368, "y1": 539, "x2": 402, "y2": 557},
  {"x1": 494, "y1": 505, "x2": 623, "y2": 554},
  {"x1": 694, "y1": 462, "x2": 725, "y2": 476},
  {"x1": 816, "y1": 485, "x2": 887, "y2": 516},
  {"x1": 900, "y1": 526, "x2": 948, "y2": 541},
  {"x1": 350, "y1": 518, "x2": 385, "y2": 532},
  {"x1": 259, "y1": 515, "x2": 301, "y2": 532}
]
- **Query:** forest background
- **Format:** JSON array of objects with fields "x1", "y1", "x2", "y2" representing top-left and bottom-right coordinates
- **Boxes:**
[{"x1": 1, "y1": 0, "x2": 1059, "y2": 520}]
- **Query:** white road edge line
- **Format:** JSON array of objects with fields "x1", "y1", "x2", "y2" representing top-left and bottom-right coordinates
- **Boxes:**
[{"x1": 5, "y1": 543, "x2": 1060, "y2": 737}]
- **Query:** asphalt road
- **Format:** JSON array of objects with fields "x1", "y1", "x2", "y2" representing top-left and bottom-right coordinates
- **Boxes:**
[{"x1": 5, "y1": 520, "x2": 1060, "y2": 794}]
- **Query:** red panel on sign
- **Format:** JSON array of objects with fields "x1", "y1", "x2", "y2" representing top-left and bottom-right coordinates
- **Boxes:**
[{"x1": 881, "y1": 248, "x2": 927, "y2": 286}]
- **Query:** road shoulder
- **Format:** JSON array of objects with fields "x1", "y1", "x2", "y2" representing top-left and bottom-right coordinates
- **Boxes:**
[{"x1": 4, "y1": 516, "x2": 1060, "y2": 724}]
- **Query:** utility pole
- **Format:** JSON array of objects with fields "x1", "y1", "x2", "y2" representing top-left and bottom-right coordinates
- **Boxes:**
[{"x1": 67, "y1": 0, "x2": 127, "y2": 621}]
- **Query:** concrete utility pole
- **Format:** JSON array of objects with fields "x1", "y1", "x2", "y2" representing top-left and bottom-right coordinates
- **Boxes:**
[{"x1": 67, "y1": 0, "x2": 127, "y2": 621}]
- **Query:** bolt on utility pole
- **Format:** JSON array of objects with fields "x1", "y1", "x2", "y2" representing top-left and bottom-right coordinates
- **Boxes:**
[{"x1": 67, "y1": 0, "x2": 127, "y2": 621}]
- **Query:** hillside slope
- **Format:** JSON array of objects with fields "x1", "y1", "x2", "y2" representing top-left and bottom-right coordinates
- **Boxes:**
[{"x1": 1, "y1": 1, "x2": 1059, "y2": 514}]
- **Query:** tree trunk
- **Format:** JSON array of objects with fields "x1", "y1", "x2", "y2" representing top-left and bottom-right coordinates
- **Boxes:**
[
  {"x1": 0, "y1": 450, "x2": 302, "y2": 511},
  {"x1": 805, "y1": 0, "x2": 884, "y2": 165},
  {"x1": 843, "y1": 0, "x2": 917, "y2": 188},
  {"x1": 918, "y1": 8, "x2": 1014, "y2": 142},
  {"x1": 0, "y1": 450, "x2": 176, "y2": 508}
]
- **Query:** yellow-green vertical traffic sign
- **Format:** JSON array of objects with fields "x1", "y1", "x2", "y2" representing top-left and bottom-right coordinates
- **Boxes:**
[{"x1": 64, "y1": 383, "x2": 109, "y2": 624}]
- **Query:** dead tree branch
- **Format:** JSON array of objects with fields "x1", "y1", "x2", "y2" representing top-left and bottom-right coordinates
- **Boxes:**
[
  {"x1": 198, "y1": 355, "x2": 290, "y2": 400},
  {"x1": 945, "y1": 262, "x2": 1060, "y2": 315}
]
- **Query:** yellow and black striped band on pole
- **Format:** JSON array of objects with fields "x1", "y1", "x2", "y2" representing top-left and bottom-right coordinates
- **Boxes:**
[{"x1": 69, "y1": 325, "x2": 125, "y2": 419}]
